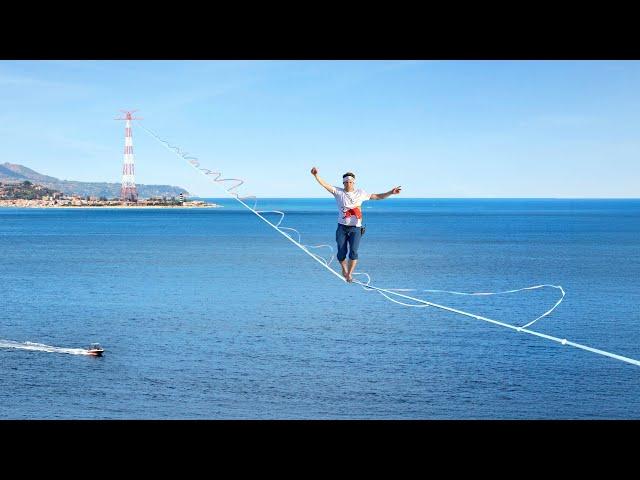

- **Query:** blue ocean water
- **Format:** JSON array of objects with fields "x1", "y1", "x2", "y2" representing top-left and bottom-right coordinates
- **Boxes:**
[{"x1": 1, "y1": 198, "x2": 639, "y2": 419}]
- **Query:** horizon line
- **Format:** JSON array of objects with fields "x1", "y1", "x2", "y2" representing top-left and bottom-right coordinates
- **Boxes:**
[{"x1": 190, "y1": 196, "x2": 640, "y2": 200}]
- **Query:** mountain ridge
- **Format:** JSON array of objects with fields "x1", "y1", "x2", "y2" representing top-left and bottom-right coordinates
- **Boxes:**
[{"x1": 0, "y1": 163, "x2": 188, "y2": 198}]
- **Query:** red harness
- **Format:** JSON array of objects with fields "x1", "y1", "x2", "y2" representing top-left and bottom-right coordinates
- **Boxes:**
[{"x1": 343, "y1": 207, "x2": 362, "y2": 219}]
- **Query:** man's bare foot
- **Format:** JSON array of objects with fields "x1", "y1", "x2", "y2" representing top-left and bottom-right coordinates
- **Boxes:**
[
  {"x1": 341, "y1": 266, "x2": 349, "y2": 280},
  {"x1": 346, "y1": 274, "x2": 353, "y2": 283}
]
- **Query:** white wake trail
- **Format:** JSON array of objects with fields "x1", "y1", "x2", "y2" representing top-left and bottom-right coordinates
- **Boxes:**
[{"x1": 0, "y1": 340, "x2": 92, "y2": 356}]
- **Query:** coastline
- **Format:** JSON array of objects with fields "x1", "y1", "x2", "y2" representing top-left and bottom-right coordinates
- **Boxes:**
[
  {"x1": 0, "y1": 195, "x2": 221, "y2": 209},
  {"x1": 0, "y1": 204, "x2": 222, "y2": 209}
]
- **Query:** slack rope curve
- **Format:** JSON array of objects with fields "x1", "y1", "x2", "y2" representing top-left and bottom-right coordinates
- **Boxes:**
[{"x1": 138, "y1": 122, "x2": 640, "y2": 368}]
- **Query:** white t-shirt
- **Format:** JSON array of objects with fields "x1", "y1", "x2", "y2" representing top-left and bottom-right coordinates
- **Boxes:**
[{"x1": 331, "y1": 186, "x2": 371, "y2": 227}]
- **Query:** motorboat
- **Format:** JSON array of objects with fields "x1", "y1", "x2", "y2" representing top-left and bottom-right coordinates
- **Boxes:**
[{"x1": 87, "y1": 343, "x2": 104, "y2": 356}]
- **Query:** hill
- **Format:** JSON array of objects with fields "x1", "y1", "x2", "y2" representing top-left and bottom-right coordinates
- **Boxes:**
[{"x1": 0, "y1": 163, "x2": 188, "y2": 199}]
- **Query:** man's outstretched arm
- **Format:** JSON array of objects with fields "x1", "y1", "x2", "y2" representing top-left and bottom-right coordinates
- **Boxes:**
[
  {"x1": 370, "y1": 186, "x2": 402, "y2": 200},
  {"x1": 311, "y1": 167, "x2": 335, "y2": 195}
]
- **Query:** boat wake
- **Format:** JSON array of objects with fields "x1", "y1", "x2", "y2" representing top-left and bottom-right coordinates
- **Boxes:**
[{"x1": 0, "y1": 339, "x2": 93, "y2": 356}]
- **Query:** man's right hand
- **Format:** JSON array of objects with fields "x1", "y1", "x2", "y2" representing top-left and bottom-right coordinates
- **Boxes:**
[{"x1": 311, "y1": 167, "x2": 335, "y2": 194}]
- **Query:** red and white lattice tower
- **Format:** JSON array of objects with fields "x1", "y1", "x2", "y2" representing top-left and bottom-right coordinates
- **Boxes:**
[{"x1": 115, "y1": 110, "x2": 142, "y2": 202}]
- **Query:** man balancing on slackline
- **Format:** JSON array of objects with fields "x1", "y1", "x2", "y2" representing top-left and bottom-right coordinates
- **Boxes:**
[{"x1": 310, "y1": 167, "x2": 402, "y2": 283}]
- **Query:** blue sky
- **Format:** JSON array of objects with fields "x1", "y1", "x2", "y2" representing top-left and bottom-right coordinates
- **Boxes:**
[{"x1": 0, "y1": 60, "x2": 638, "y2": 197}]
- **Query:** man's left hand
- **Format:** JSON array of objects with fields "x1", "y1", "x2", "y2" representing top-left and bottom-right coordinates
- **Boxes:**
[{"x1": 391, "y1": 186, "x2": 402, "y2": 195}]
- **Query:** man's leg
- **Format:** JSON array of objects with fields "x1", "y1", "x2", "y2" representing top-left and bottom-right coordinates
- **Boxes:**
[
  {"x1": 336, "y1": 224, "x2": 349, "y2": 280},
  {"x1": 340, "y1": 260, "x2": 349, "y2": 280},
  {"x1": 345, "y1": 226, "x2": 362, "y2": 282},
  {"x1": 346, "y1": 259, "x2": 358, "y2": 282}
]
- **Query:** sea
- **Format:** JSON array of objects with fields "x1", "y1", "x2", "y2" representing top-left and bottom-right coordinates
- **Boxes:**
[{"x1": 1, "y1": 198, "x2": 639, "y2": 419}]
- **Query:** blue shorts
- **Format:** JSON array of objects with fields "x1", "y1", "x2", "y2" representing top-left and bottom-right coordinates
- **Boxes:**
[{"x1": 336, "y1": 223, "x2": 362, "y2": 261}]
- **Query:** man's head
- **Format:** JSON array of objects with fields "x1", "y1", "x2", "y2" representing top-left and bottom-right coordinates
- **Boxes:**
[{"x1": 342, "y1": 172, "x2": 356, "y2": 191}]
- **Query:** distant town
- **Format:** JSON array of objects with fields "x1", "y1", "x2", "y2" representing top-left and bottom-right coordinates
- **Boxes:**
[
  {"x1": 0, "y1": 112, "x2": 216, "y2": 208},
  {"x1": 0, "y1": 180, "x2": 219, "y2": 208}
]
